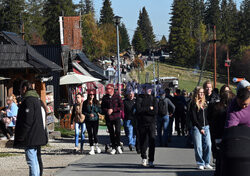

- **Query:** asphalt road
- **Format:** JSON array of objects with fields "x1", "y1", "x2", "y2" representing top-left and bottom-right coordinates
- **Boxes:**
[{"x1": 55, "y1": 133, "x2": 214, "y2": 176}]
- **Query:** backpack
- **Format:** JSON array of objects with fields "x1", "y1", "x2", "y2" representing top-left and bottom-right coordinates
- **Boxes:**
[{"x1": 158, "y1": 98, "x2": 167, "y2": 116}]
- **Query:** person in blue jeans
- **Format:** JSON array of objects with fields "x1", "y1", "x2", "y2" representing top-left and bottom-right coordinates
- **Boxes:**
[
  {"x1": 190, "y1": 86, "x2": 213, "y2": 170},
  {"x1": 157, "y1": 90, "x2": 175, "y2": 147},
  {"x1": 123, "y1": 90, "x2": 136, "y2": 151},
  {"x1": 14, "y1": 80, "x2": 48, "y2": 176},
  {"x1": 71, "y1": 93, "x2": 86, "y2": 153}
]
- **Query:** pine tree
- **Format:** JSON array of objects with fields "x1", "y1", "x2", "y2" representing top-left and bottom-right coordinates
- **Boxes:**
[
  {"x1": 0, "y1": 0, "x2": 25, "y2": 34},
  {"x1": 220, "y1": 0, "x2": 238, "y2": 46},
  {"x1": 169, "y1": 0, "x2": 195, "y2": 65},
  {"x1": 24, "y1": 0, "x2": 46, "y2": 44},
  {"x1": 119, "y1": 23, "x2": 130, "y2": 52},
  {"x1": 43, "y1": 0, "x2": 76, "y2": 44},
  {"x1": 99, "y1": 0, "x2": 114, "y2": 25},
  {"x1": 82, "y1": 13, "x2": 105, "y2": 60},
  {"x1": 137, "y1": 7, "x2": 155, "y2": 50},
  {"x1": 238, "y1": 0, "x2": 250, "y2": 46},
  {"x1": 84, "y1": 0, "x2": 94, "y2": 14},
  {"x1": 204, "y1": 0, "x2": 221, "y2": 37},
  {"x1": 159, "y1": 35, "x2": 168, "y2": 46},
  {"x1": 132, "y1": 27, "x2": 146, "y2": 54}
]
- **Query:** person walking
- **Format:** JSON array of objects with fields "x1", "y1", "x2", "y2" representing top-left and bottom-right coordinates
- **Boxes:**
[
  {"x1": 14, "y1": 80, "x2": 48, "y2": 176},
  {"x1": 157, "y1": 90, "x2": 175, "y2": 147},
  {"x1": 70, "y1": 93, "x2": 86, "y2": 153},
  {"x1": 101, "y1": 84, "x2": 124, "y2": 155},
  {"x1": 173, "y1": 89, "x2": 187, "y2": 136},
  {"x1": 190, "y1": 86, "x2": 213, "y2": 170},
  {"x1": 136, "y1": 85, "x2": 158, "y2": 167},
  {"x1": 123, "y1": 90, "x2": 136, "y2": 151},
  {"x1": 83, "y1": 90, "x2": 102, "y2": 155}
]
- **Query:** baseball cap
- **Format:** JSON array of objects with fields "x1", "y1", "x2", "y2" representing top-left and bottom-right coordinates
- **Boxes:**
[{"x1": 106, "y1": 84, "x2": 114, "y2": 89}]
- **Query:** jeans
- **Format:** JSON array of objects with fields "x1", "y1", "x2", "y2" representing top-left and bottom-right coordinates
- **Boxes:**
[
  {"x1": 124, "y1": 120, "x2": 136, "y2": 146},
  {"x1": 25, "y1": 148, "x2": 40, "y2": 176},
  {"x1": 75, "y1": 122, "x2": 86, "y2": 148},
  {"x1": 167, "y1": 116, "x2": 174, "y2": 140},
  {"x1": 192, "y1": 125, "x2": 212, "y2": 166},
  {"x1": 157, "y1": 115, "x2": 170, "y2": 146}
]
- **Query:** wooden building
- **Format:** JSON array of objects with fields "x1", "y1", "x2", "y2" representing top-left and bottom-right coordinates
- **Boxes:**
[{"x1": 0, "y1": 31, "x2": 62, "y2": 107}]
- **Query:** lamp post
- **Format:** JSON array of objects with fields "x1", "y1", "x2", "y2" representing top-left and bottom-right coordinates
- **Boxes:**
[{"x1": 114, "y1": 15, "x2": 122, "y2": 94}]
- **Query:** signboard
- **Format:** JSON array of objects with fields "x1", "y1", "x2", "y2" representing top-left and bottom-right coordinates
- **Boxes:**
[{"x1": 225, "y1": 60, "x2": 231, "y2": 67}]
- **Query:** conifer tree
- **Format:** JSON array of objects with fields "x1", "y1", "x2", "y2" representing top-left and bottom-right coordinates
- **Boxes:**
[
  {"x1": 119, "y1": 23, "x2": 130, "y2": 52},
  {"x1": 238, "y1": 0, "x2": 250, "y2": 46},
  {"x1": 204, "y1": 0, "x2": 221, "y2": 37},
  {"x1": 159, "y1": 35, "x2": 168, "y2": 46},
  {"x1": 0, "y1": 0, "x2": 25, "y2": 34},
  {"x1": 132, "y1": 27, "x2": 146, "y2": 54},
  {"x1": 24, "y1": 0, "x2": 46, "y2": 44},
  {"x1": 220, "y1": 0, "x2": 238, "y2": 46},
  {"x1": 43, "y1": 0, "x2": 76, "y2": 44},
  {"x1": 137, "y1": 7, "x2": 155, "y2": 50},
  {"x1": 99, "y1": 0, "x2": 114, "y2": 25},
  {"x1": 169, "y1": 0, "x2": 195, "y2": 65}
]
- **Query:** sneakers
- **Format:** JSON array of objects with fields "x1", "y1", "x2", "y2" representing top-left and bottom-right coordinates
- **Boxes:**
[
  {"x1": 9, "y1": 136, "x2": 14, "y2": 140},
  {"x1": 89, "y1": 146, "x2": 95, "y2": 155},
  {"x1": 95, "y1": 144, "x2": 101, "y2": 154},
  {"x1": 110, "y1": 148, "x2": 116, "y2": 155},
  {"x1": 117, "y1": 146, "x2": 123, "y2": 154},
  {"x1": 198, "y1": 165, "x2": 204, "y2": 170},
  {"x1": 148, "y1": 161, "x2": 154, "y2": 168},
  {"x1": 142, "y1": 159, "x2": 147, "y2": 167},
  {"x1": 204, "y1": 164, "x2": 213, "y2": 170}
]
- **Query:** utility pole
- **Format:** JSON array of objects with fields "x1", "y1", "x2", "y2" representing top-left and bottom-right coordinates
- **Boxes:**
[
  {"x1": 152, "y1": 53, "x2": 156, "y2": 97},
  {"x1": 213, "y1": 26, "x2": 217, "y2": 88}
]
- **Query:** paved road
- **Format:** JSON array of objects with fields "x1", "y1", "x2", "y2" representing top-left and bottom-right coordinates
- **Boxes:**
[{"x1": 55, "y1": 132, "x2": 214, "y2": 176}]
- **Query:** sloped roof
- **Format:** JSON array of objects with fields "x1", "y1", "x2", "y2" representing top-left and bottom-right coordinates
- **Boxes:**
[
  {"x1": 0, "y1": 31, "x2": 62, "y2": 72},
  {"x1": 76, "y1": 53, "x2": 108, "y2": 80}
]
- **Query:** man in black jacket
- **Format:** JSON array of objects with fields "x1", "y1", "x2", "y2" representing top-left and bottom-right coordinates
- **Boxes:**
[
  {"x1": 136, "y1": 85, "x2": 158, "y2": 167},
  {"x1": 14, "y1": 80, "x2": 47, "y2": 176}
]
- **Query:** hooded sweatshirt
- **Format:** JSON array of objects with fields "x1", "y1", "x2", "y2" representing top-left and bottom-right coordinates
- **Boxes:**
[{"x1": 225, "y1": 98, "x2": 250, "y2": 128}]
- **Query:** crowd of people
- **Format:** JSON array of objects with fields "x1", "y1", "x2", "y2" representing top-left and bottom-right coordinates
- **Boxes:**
[{"x1": 0, "y1": 79, "x2": 250, "y2": 176}]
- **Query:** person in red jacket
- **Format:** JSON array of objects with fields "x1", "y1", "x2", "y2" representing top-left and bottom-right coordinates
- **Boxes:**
[{"x1": 101, "y1": 84, "x2": 124, "y2": 155}]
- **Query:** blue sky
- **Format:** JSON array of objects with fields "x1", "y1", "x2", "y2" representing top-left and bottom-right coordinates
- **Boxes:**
[{"x1": 74, "y1": 0, "x2": 243, "y2": 41}]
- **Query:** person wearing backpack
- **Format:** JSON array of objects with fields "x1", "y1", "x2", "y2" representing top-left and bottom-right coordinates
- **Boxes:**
[
  {"x1": 157, "y1": 90, "x2": 175, "y2": 147},
  {"x1": 71, "y1": 93, "x2": 86, "y2": 154}
]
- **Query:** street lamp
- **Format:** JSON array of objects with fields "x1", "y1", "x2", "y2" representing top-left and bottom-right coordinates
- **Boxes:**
[{"x1": 114, "y1": 15, "x2": 122, "y2": 94}]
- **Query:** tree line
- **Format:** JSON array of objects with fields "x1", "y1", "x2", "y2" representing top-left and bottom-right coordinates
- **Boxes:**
[
  {"x1": 0, "y1": 0, "x2": 249, "y2": 79},
  {"x1": 168, "y1": 0, "x2": 249, "y2": 79}
]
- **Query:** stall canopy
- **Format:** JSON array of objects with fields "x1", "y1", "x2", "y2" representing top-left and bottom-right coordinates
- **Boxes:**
[{"x1": 60, "y1": 72, "x2": 100, "y2": 85}]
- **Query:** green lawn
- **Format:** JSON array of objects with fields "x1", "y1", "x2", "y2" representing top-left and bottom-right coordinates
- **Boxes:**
[{"x1": 130, "y1": 62, "x2": 236, "y2": 93}]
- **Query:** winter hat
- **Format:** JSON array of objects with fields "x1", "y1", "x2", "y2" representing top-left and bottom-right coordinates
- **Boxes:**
[{"x1": 237, "y1": 80, "x2": 250, "y2": 92}]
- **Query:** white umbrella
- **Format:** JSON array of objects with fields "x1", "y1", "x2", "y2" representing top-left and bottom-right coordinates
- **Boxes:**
[
  {"x1": 60, "y1": 72, "x2": 101, "y2": 85},
  {"x1": 0, "y1": 77, "x2": 10, "y2": 81}
]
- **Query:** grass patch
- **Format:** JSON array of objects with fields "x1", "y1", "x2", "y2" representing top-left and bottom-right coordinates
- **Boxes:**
[
  {"x1": 131, "y1": 62, "x2": 236, "y2": 93},
  {"x1": 0, "y1": 153, "x2": 18, "y2": 157},
  {"x1": 54, "y1": 123, "x2": 75, "y2": 138}
]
